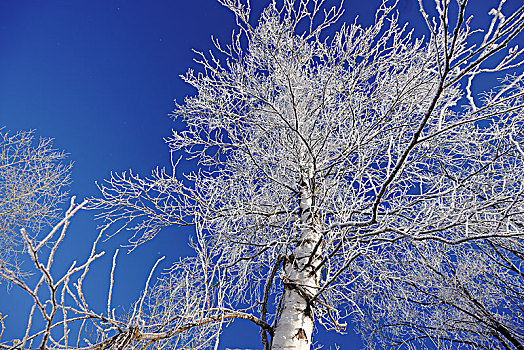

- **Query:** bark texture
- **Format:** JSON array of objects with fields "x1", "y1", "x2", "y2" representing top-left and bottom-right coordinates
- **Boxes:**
[{"x1": 272, "y1": 186, "x2": 321, "y2": 349}]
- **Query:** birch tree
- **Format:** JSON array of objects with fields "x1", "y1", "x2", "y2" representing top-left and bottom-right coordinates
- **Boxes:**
[
  {"x1": 91, "y1": 0, "x2": 524, "y2": 347},
  {"x1": 3, "y1": 0, "x2": 524, "y2": 349}
]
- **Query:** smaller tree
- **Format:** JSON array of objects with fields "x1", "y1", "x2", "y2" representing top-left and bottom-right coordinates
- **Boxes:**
[{"x1": 0, "y1": 129, "x2": 71, "y2": 276}]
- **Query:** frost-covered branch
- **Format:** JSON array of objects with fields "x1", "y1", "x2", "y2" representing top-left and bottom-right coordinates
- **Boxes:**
[{"x1": 0, "y1": 129, "x2": 71, "y2": 278}]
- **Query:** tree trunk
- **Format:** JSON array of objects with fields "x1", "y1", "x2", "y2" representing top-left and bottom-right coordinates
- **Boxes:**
[{"x1": 272, "y1": 184, "x2": 321, "y2": 349}]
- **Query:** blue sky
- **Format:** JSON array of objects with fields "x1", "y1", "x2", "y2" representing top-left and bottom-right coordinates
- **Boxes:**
[{"x1": 1, "y1": 0, "x2": 516, "y2": 348}]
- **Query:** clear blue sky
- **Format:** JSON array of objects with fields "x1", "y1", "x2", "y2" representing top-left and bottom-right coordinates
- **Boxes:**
[{"x1": 1, "y1": 0, "x2": 517, "y2": 348}]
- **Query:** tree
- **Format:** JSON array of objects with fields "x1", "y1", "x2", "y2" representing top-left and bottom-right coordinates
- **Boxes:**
[
  {"x1": 2, "y1": 0, "x2": 524, "y2": 349},
  {"x1": 92, "y1": 0, "x2": 524, "y2": 348},
  {"x1": 0, "y1": 129, "x2": 71, "y2": 277}
]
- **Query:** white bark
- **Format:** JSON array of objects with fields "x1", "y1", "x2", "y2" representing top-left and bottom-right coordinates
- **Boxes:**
[
  {"x1": 272, "y1": 286, "x2": 314, "y2": 349},
  {"x1": 273, "y1": 184, "x2": 321, "y2": 349}
]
